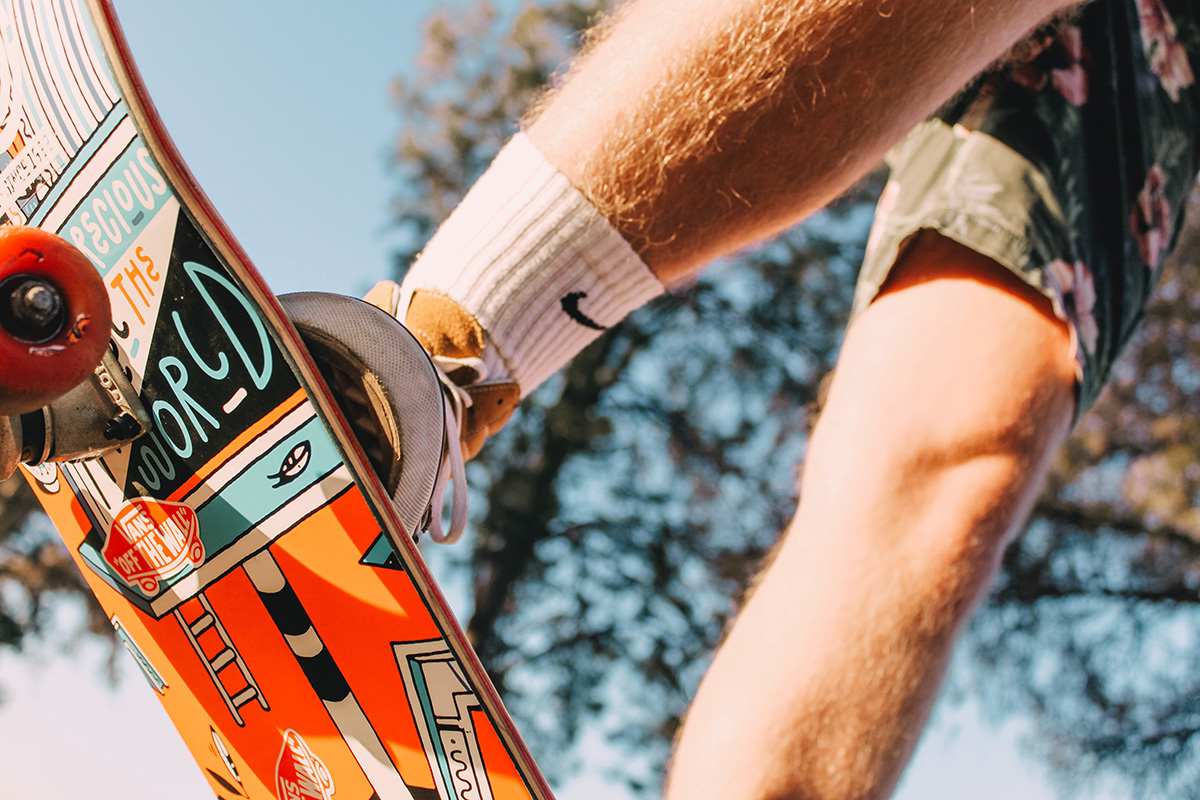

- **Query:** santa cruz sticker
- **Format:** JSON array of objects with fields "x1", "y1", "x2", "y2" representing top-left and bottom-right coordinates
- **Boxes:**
[
  {"x1": 276, "y1": 729, "x2": 334, "y2": 800},
  {"x1": 102, "y1": 498, "x2": 204, "y2": 595}
]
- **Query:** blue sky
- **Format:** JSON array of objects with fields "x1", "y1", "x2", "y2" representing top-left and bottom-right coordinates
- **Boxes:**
[
  {"x1": 107, "y1": 0, "x2": 451, "y2": 299},
  {"x1": 0, "y1": 1, "x2": 1095, "y2": 799}
]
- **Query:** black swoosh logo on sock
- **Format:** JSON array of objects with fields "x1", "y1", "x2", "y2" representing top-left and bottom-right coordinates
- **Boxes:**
[{"x1": 561, "y1": 291, "x2": 608, "y2": 331}]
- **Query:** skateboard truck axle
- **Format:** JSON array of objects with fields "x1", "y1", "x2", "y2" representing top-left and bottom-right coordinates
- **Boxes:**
[{"x1": 1, "y1": 275, "x2": 66, "y2": 343}]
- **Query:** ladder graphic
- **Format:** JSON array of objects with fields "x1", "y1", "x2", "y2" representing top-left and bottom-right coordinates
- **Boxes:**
[{"x1": 174, "y1": 592, "x2": 269, "y2": 725}]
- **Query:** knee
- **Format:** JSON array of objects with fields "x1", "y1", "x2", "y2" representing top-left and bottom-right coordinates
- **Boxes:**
[
  {"x1": 792, "y1": 238, "x2": 1079, "y2": 577},
  {"x1": 800, "y1": 358, "x2": 1070, "y2": 567},
  {"x1": 791, "y1": 415, "x2": 1053, "y2": 620}
]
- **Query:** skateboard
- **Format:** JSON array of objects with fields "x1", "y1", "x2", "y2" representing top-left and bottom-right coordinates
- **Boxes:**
[{"x1": 0, "y1": 2, "x2": 552, "y2": 799}]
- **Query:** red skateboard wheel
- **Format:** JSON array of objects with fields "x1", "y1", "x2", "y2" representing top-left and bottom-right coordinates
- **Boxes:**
[{"x1": 0, "y1": 226, "x2": 111, "y2": 415}]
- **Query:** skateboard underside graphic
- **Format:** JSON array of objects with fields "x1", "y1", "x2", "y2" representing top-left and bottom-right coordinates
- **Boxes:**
[{"x1": 3, "y1": 1, "x2": 552, "y2": 798}]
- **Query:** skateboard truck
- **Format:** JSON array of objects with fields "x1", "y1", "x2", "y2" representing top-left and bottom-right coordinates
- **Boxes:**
[
  {"x1": 16, "y1": 347, "x2": 150, "y2": 465},
  {"x1": 0, "y1": 227, "x2": 148, "y2": 475}
]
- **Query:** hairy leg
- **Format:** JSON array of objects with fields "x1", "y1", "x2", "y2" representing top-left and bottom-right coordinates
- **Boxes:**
[
  {"x1": 664, "y1": 233, "x2": 1078, "y2": 800},
  {"x1": 526, "y1": 0, "x2": 1081, "y2": 281}
]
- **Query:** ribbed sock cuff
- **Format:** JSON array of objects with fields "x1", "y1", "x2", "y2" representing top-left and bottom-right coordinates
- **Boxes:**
[{"x1": 399, "y1": 133, "x2": 663, "y2": 396}]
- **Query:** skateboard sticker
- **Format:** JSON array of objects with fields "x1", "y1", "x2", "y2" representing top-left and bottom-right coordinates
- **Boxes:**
[
  {"x1": 276, "y1": 729, "x2": 335, "y2": 800},
  {"x1": 103, "y1": 497, "x2": 203, "y2": 595},
  {"x1": 67, "y1": 395, "x2": 353, "y2": 615}
]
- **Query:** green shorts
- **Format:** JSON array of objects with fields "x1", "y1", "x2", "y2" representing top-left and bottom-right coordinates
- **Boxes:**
[{"x1": 854, "y1": 0, "x2": 1200, "y2": 414}]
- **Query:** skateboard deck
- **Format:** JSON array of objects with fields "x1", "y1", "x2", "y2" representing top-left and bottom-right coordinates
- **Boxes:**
[{"x1": 4, "y1": 2, "x2": 552, "y2": 799}]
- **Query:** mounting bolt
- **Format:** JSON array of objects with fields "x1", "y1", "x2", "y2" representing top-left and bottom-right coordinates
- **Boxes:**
[{"x1": 103, "y1": 412, "x2": 142, "y2": 441}]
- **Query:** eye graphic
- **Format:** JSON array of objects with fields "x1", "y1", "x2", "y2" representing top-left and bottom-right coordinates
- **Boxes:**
[{"x1": 268, "y1": 441, "x2": 311, "y2": 488}]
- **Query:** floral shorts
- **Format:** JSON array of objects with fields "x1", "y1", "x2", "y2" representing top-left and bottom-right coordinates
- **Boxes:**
[{"x1": 853, "y1": 0, "x2": 1200, "y2": 415}]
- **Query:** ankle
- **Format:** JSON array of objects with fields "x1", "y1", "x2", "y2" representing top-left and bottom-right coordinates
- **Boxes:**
[{"x1": 395, "y1": 132, "x2": 663, "y2": 397}]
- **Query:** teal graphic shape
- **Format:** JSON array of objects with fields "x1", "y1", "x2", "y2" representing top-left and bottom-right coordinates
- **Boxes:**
[
  {"x1": 407, "y1": 658, "x2": 460, "y2": 800},
  {"x1": 360, "y1": 535, "x2": 403, "y2": 571}
]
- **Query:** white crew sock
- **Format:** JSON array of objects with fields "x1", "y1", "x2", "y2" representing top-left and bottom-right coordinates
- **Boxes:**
[{"x1": 398, "y1": 132, "x2": 663, "y2": 396}]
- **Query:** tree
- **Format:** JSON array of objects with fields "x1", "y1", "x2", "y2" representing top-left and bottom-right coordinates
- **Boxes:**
[
  {"x1": 0, "y1": 464, "x2": 109, "y2": 662},
  {"x1": 959, "y1": 198, "x2": 1200, "y2": 799}
]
